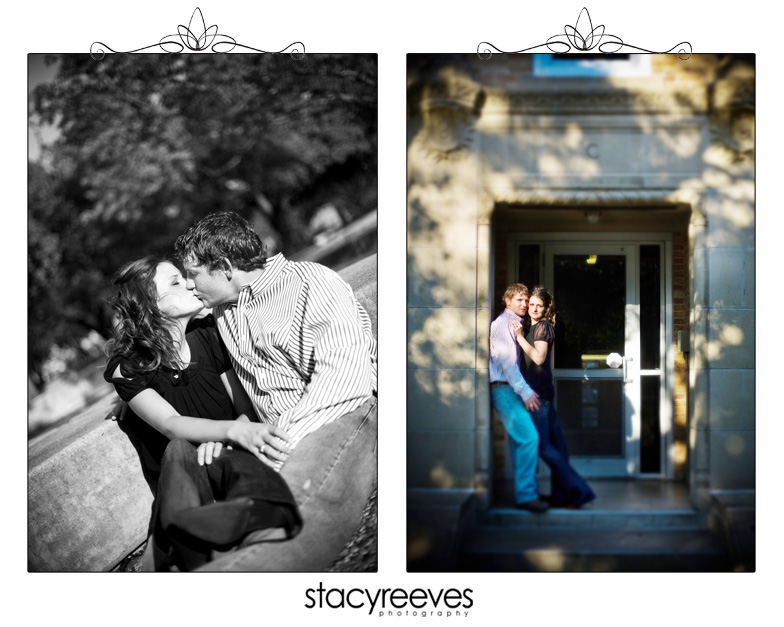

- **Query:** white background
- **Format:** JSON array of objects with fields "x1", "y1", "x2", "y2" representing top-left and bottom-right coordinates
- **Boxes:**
[{"x1": 7, "y1": 1, "x2": 781, "y2": 625}]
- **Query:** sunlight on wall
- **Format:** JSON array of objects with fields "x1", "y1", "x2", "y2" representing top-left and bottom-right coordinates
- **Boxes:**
[
  {"x1": 408, "y1": 184, "x2": 479, "y2": 249},
  {"x1": 407, "y1": 535, "x2": 432, "y2": 562},
  {"x1": 674, "y1": 441, "x2": 688, "y2": 466},
  {"x1": 724, "y1": 434, "x2": 745, "y2": 457},
  {"x1": 411, "y1": 368, "x2": 437, "y2": 397},
  {"x1": 538, "y1": 153, "x2": 600, "y2": 178},
  {"x1": 408, "y1": 308, "x2": 476, "y2": 369},
  {"x1": 653, "y1": 127, "x2": 703, "y2": 160},
  {"x1": 537, "y1": 124, "x2": 602, "y2": 178},
  {"x1": 526, "y1": 550, "x2": 566, "y2": 572},
  {"x1": 407, "y1": 147, "x2": 480, "y2": 195},
  {"x1": 430, "y1": 464, "x2": 456, "y2": 489},
  {"x1": 717, "y1": 196, "x2": 755, "y2": 230},
  {"x1": 705, "y1": 323, "x2": 744, "y2": 361},
  {"x1": 719, "y1": 324, "x2": 744, "y2": 346},
  {"x1": 437, "y1": 370, "x2": 475, "y2": 407},
  {"x1": 407, "y1": 247, "x2": 478, "y2": 309}
]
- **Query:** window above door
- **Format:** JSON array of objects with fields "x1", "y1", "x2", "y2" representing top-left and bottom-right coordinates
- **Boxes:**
[{"x1": 533, "y1": 54, "x2": 652, "y2": 78}]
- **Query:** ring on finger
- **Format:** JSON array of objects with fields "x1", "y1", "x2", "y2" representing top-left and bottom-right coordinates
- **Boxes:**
[{"x1": 260, "y1": 443, "x2": 266, "y2": 454}]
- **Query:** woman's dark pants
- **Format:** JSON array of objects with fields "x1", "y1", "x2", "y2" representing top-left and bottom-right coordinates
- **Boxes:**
[{"x1": 530, "y1": 401, "x2": 595, "y2": 507}]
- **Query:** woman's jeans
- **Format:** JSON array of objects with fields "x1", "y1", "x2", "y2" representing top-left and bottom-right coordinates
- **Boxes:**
[
  {"x1": 490, "y1": 384, "x2": 540, "y2": 504},
  {"x1": 143, "y1": 439, "x2": 301, "y2": 571},
  {"x1": 530, "y1": 400, "x2": 595, "y2": 507}
]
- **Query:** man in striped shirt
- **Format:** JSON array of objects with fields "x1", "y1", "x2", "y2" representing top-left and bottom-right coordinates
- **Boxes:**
[
  {"x1": 489, "y1": 283, "x2": 547, "y2": 513},
  {"x1": 175, "y1": 212, "x2": 377, "y2": 570}
]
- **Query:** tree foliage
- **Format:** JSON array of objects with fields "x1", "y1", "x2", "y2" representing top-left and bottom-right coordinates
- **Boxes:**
[{"x1": 29, "y1": 53, "x2": 377, "y2": 385}]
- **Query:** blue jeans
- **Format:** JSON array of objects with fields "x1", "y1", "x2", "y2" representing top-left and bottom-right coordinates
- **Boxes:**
[
  {"x1": 200, "y1": 396, "x2": 377, "y2": 571},
  {"x1": 530, "y1": 401, "x2": 595, "y2": 507},
  {"x1": 490, "y1": 384, "x2": 539, "y2": 504}
]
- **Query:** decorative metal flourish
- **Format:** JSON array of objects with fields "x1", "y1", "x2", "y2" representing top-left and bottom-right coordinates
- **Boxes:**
[
  {"x1": 91, "y1": 8, "x2": 305, "y2": 59},
  {"x1": 478, "y1": 7, "x2": 691, "y2": 60}
]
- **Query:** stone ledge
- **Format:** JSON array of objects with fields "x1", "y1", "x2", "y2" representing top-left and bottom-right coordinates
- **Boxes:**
[{"x1": 28, "y1": 414, "x2": 153, "y2": 572}]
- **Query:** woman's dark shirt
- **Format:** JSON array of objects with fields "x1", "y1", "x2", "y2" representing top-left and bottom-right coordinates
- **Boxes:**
[
  {"x1": 103, "y1": 315, "x2": 236, "y2": 495},
  {"x1": 519, "y1": 320, "x2": 555, "y2": 402}
]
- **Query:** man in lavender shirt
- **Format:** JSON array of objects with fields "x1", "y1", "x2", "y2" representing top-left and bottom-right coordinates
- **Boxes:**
[{"x1": 489, "y1": 283, "x2": 548, "y2": 512}]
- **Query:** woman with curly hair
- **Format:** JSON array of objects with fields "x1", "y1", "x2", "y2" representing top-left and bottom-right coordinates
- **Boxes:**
[
  {"x1": 510, "y1": 285, "x2": 595, "y2": 509},
  {"x1": 104, "y1": 256, "x2": 301, "y2": 570}
]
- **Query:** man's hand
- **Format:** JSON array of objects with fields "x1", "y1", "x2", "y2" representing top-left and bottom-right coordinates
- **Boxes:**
[
  {"x1": 197, "y1": 441, "x2": 224, "y2": 466},
  {"x1": 198, "y1": 416, "x2": 252, "y2": 464},
  {"x1": 226, "y1": 420, "x2": 292, "y2": 468},
  {"x1": 524, "y1": 392, "x2": 541, "y2": 412}
]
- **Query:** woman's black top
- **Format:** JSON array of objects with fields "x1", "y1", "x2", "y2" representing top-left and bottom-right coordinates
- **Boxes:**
[
  {"x1": 104, "y1": 315, "x2": 236, "y2": 495},
  {"x1": 519, "y1": 320, "x2": 555, "y2": 402}
]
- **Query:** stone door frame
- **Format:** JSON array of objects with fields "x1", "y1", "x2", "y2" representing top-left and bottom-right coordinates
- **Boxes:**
[{"x1": 476, "y1": 188, "x2": 710, "y2": 509}]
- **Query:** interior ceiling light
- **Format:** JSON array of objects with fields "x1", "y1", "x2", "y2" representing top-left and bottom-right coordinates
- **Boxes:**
[
  {"x1": 585, "y1": 211, "x2": 601, "y2": 225},
  {"x1": 586, "y1": 255, "x2": 598, "y2": 265}
]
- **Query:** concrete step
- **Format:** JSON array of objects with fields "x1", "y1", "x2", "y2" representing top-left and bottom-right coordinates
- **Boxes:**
[
  {"x1": 459, "y1": 525, "x2": 730, "y2": 572},
  {"x1": 481, "y1": 505, "x2": 703, "y2": 531}
]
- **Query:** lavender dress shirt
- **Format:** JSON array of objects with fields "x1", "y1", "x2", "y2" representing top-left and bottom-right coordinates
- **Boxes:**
[{"x1": 489, "y1": 308, "x2": 536, "y2": 401}]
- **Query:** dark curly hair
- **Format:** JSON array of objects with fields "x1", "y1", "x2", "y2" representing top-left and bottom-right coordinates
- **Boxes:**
[
  {"x1": 105, "y1": 256, "x2": 183, "y2": 373},
  {"x1": 174, "y1": 212, "x2": 267, "y2": 272},
  {"x1": 529, "y1": 285, "x2": 557, "y2": 326}
]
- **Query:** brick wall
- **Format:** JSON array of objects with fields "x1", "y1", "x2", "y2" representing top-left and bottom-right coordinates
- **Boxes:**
[{"x1": 672, "y1": 232, "x2": 689, "y2": 479}]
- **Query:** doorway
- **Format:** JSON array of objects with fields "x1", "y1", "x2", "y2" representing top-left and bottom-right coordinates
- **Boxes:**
[{"x1": 509, "y1": 234, "x2": 674, "y2": 479}]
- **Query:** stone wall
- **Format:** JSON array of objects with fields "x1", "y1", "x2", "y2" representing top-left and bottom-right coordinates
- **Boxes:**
[{"x1": 689, "y1": 61, "x2": 755, "y2": 507}]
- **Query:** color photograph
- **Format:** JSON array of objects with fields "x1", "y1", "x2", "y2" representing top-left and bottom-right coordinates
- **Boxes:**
[{"x1": 407, "y1": 52, "x2": 755, "y2": 572}]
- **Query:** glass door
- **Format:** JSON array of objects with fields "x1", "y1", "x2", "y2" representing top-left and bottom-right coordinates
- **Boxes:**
[{"x1": 543, "y1": 244, "x2": 640, "y2": 477}]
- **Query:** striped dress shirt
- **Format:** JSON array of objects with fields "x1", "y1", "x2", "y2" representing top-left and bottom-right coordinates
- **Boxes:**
[
  {"x1": 215, "y1": 253, "x2": 377, "y2": 449},
  {"x1": 488, "y1": 308, "x2": 536, "y2": 401}
]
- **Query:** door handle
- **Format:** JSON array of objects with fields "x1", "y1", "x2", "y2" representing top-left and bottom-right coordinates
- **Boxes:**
[{"x1": 623, "y1": 355, "x2": 634, "y2": 383}]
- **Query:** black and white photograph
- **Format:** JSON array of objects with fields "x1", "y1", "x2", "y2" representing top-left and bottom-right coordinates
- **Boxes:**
[{"x1": 28, "y1": 49, "x2": 378, "y2": 572}]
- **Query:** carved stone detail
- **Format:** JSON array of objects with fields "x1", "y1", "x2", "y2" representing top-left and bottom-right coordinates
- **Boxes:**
[
  {"x1": 412, "y1": 72, "x2": 485, "y2": 162},
  {"x1": 485, "y1": 87, "x2": 709, "y2": 115},
  {"x1": 483, "y1": 187, "x2": 701, "y2": 209}
]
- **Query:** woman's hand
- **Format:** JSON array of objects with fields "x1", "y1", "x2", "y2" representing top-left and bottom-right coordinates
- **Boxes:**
[
  {"x1": 196, "y1": 415, "x2": 253, "y2": 465},
  {"x1": 197, "y1": 441, "x2": 224, "y2": 466},
  {"x1": 110, "y1": 401, "x2": 129, "y2": 422},
  {"x1": 226, "y1": 420, "x2": 292, "y2": 468},
  {"x1": 510, "y1": 319, "x2": 531, "y2": 353},
  {"x1": 511, "y1": 319, "x2": 548, "y2": 364}
]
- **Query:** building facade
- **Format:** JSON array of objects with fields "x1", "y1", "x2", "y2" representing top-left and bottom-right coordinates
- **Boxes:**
[{"x1": 407, "y1": 53, "x2": 754, "y2": 569}]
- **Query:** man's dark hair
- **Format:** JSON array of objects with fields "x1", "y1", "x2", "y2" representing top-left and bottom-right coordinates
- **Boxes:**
[{"x1": 175, "y1": 212, "x2": 267, "y2": 272}]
